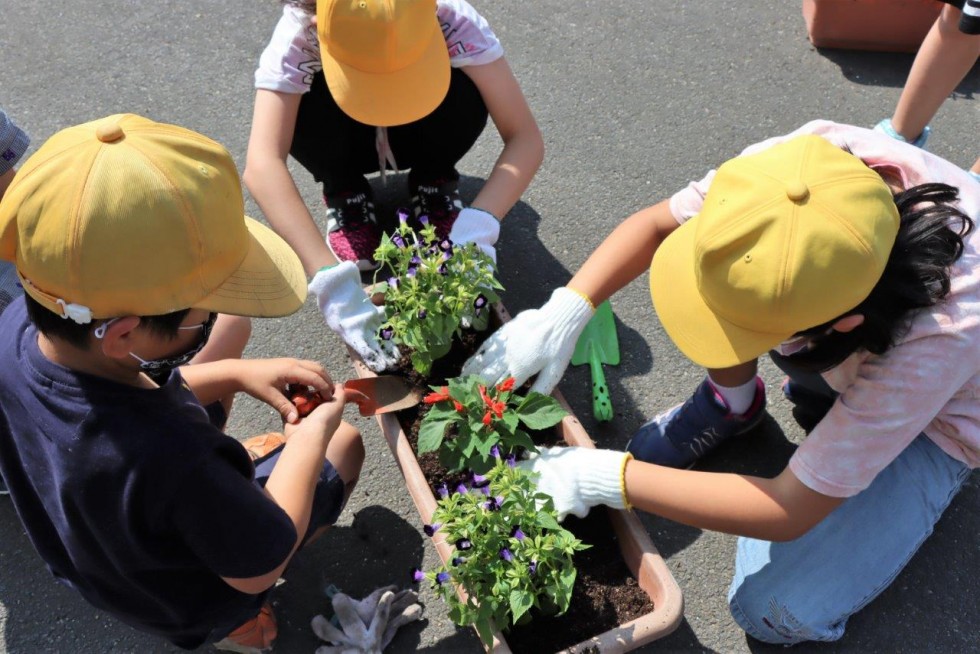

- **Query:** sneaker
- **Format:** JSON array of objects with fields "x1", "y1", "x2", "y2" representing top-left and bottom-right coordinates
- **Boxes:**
[
  {"x1": 411, "y1": 177, "x2": 463, "y2": 240},
  {"x1": 627, "y1": 377, "x2": 766, "y2": 469},
  {"x1": 780, "y1": 377, "x2": 835, "y2": 433},
  {"x1": 241, "y1": 433, "x2": 286, "y2": 461},
  {"x1": 214, "y1": 603, "x2": 277, "y2": 653},
  {"x1": 325, "y1": 190, "x2": 381, "y2": 271},
  {"x1": 873, "y1": 118, "x2": 930, "y2": 149}
]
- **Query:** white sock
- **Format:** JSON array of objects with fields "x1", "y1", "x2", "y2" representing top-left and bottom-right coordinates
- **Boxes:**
[{"x1": 708, "y1": 377, "x2": 758, "y2": 415}]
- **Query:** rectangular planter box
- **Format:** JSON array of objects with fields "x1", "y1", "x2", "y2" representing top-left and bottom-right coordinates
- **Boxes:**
[
  {"x1": 347, "y1": 303, "x2": 683, "y2": 652},
  {"x1": 802, "y1": 0, "x2": 941, "y2": 52}
]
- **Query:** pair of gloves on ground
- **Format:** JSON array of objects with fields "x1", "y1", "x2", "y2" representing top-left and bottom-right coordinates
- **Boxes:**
[{"x1": 311, "y1": 586, "x2": 422, "y2": 653}]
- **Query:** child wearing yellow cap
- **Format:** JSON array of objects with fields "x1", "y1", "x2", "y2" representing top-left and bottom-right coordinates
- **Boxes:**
[
  {"x1": 245, "y1": 0, "x2": 543, "y2": 373},
  {"x1": 0, "y1": 114, "x2": 366, "y2": 652},
  {"x1": 462, "y1": 121, "x2": 979, "y2": 645}
]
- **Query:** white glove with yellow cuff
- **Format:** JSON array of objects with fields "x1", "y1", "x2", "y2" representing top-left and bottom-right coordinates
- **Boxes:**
[{"x1": 519, "y1": 446, "x2": 632, "y2": 521}]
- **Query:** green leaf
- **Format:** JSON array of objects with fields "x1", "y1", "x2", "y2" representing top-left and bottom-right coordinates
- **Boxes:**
[
  {"x1": 417, "y1": 415, "x2": 453, "y2": 453},
  {"x1": 516, "y1": 392, "x2": 568, "y2": 429},
  {"x1": 535, "y1": 512, "x2": 561, "y2": 531},
  {"x1": 509, "y1": 589, "x2": 534, "y2": 624}
]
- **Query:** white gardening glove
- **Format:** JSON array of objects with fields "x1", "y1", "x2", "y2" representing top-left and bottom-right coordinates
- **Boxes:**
[
  {"x1": 461, "y1": 287, "x2": 594, "y2": 394},
  {"x1": 519, "y1": 446, "x2": 632, "y2": 521},
  {"x1": 309, "y1": 262, "x2": 400, "y2": 373},
  {"x1": 449, "y1": 207, "x2": 500, "y2": 264},
  {"x1": 312, "y1": 587, "x2": 422, "y2": 654}
]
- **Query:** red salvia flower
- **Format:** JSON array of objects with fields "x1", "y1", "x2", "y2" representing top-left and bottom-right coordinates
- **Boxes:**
[
  {"x1": 423, "y1": 386, "x2": 451, "y2": 404},
  {"x1": 496, "y1": 377, "x2": 516, "y2": 392},
  {"x1": 453, "y1": 400, "x2": 465, "y2": 412}
]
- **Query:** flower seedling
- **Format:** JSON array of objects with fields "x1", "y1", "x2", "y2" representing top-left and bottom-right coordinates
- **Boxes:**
[
  {"x1": 412, "y1": 455, "x2": 589, "y2": 647},
  {"x1": 372, "y1": 210, "x2": 503, "y2": 375},
  {"x1": 418, "y1": 375, "x2": 567, "y2": 473},
  {"x1": 285, "y1": 383, "x2": 323, "y2": 417}
]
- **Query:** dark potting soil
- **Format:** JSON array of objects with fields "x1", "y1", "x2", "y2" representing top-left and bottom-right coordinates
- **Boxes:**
[{"x1": 392, "y1": 324, "x2": 654, "y2": 652}]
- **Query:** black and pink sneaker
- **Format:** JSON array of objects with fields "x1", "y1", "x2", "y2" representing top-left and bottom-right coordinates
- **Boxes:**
[
  {"x1": 411, "y1": 178, "x2": 463, "y2": 240},
  {"x1": 325, "y1": 190, "x2": 381, "y2": 271}
]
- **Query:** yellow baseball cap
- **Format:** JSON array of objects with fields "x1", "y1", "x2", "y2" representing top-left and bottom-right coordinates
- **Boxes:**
[
  {"x1": 650, "y1": 135, "x2": 900, "y2": 369},
  {"x1": 0, "y1": 114, "x2": 307, "y2": 323},
  {"x1": 318, "y1": 0, "x2": 450, "y2": 127}
]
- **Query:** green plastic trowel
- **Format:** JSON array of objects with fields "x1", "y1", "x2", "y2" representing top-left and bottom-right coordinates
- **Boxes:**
[{"x1": 571, "y1": 300, "x2": 620, "y2": 422}]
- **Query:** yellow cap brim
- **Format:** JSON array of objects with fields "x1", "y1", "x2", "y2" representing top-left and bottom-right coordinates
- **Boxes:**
[
  {"x1": 192, "y1": 217, "x2": 307, "y2": 318},
  {"x1": 650, "y1": 217, "x2": 794, "y2": 369},
  {"x1": 319, "y1": 23, "x2": 450, "y2": 127}
]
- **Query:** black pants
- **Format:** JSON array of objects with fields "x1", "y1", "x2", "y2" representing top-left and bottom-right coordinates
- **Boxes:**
[{"x1": 291, "y1": 68, "x2": 489, "y2": 195}]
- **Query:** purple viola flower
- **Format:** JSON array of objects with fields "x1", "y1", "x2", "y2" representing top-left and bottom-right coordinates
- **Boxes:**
[
  {"x1": 451, "y1": 556, "x2": 465, "y2": 567},
  {"x1": 528, "y1": 560, "x2": 538, "y2": 575},
  {"x1": 473, "y1": 294, "x2": 488, "y2": 309},
  {"x1": 455, "y1": 482, "x2": 469, "y2": 495},
  {"x1": 379, "y1": 326, "x2": 394, "y2": 341},
  {"x1": 490, "y1": 444, "x2": 501, "y2": 459},
  {"x1": 437, "y1": 483, "x2": 449, "y2": 499},
  {"x1": 437, "y1": 263, "x2": 448, "y2": 275},
  {"x1": 455, "y1": 538, "x2": 472, "y2": 551},
  {"x1": 471, "y1": 472, "x2": 490, "y2": 488},
  {"x1": 407, "y1": 265, "x2": 418, "y2": 277},
  {"x1": 412, "y1": 567, "x2": 425, "y2": 583},
  {"x1": 438, "y1": 238, "x2": 453, "y2": 252},
  {"x1": 479, "y1": 485, "x2": 491, "y2": 496},
  {"x1": 510, "y1": 525, "x2": 525, "y2": 541},
  {"x1": 418, "y1": 214, "x2": 430, "y2": 226},
  {"x1": 441, "y1": 250, "x2": 452, "y2": 262},
  {"x1": 435, "y1": 571, "x2": 451, "y2": 585},
  {"x1": 392, "y1": 234, "x2": 407, "y2": 249},
  {"x1": 397, "y1": 208, "x2": 410, "y2": 223},
  {"x1": 410, "y1": 255, "x2": 422, "y2": 265},
  {"x1": 505, "y1": 454, "x2": 517, "y2": 468},
  {"x1": 387, "y1": 276, "x2": 400, "y2": 289},
  {"x1": 423, "y1": 523, "x2": 441, "y2": 537},
  {"x1": 483, "y1": 495, "x2": 504, "y2": 512},
  {"x1": 417, "y1": 308, "x2": 427, "y2": 320},
  {"x1": 499, "y1": 548, "x2": 513, "y2": 562}
]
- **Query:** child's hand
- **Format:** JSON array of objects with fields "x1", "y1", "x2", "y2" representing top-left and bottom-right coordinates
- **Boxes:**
[
  {"x1": 284, "y1": 384, "x2": 347, "y2": 441},
  {"x1": 239, "y1": 358, "x2": 334, "y2": 424}
]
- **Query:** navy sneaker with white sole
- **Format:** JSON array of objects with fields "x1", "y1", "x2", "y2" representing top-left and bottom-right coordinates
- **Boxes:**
[{"x1": 627, "y1": 377, "x2": 766, "y2": 469}]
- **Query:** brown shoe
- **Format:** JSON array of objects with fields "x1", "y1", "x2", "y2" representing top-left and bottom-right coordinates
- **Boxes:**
[
  {"x1": 213, "y1": 602, "x2": 277, "y2": 653},
  {"x1": 240, "y1": 433, "x2": 286, "y2": 461}
]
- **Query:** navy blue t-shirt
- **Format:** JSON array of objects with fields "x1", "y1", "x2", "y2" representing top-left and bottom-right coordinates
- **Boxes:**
[{"x1": 0, "y1": 298, "x2": 297, "y2": 648}]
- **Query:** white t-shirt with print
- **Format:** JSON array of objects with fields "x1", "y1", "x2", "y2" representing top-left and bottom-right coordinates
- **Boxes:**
[
  {"x1": 255, "y1": 0, "x2": 503, "y2": 94},
  {"x1": 669, "y1": 120, "x2": 980, "y2": 498}
]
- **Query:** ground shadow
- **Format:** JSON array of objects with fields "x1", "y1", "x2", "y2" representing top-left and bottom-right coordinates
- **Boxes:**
[{"x1": 816, "y1": 48, "x2": 980, "y2": 96}]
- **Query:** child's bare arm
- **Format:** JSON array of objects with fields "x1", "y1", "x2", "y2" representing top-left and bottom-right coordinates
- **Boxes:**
[
  {"x1": 463, "y1": 57, "x2": 543, "y2": 220},
  {"x1": 220, "y1": 389, "x2": 347, "y2": 594},
  {"x1": 180, "y1": 358, "x2": 334, "y2": 424},
  {"x1": 243, "y1": 89, "x2": 335, "y2": 276}
]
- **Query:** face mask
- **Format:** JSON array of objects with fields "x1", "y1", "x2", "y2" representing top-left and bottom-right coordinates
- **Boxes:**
[
  {"x1": 773, "y1": 326, "x2": 835, "y2": 357},
  {"x1": 95, "y1": 313, "x2": 217, "y2": 373}
]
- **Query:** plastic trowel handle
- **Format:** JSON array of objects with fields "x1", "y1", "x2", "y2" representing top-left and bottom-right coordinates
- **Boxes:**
[{"x1": 587, "y1": 342, "x2": 613, "y2": 421}]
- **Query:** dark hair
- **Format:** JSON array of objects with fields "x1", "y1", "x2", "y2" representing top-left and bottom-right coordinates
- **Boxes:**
[
  {"x1": 785, "y1": 182, "x2": 974, "y2": 373},
  {"x1": 24, "y1": 294, "x2": 191, "y2": 350},
  {"x1": 280, "y1": 0, "x2": 316, "y2": 12}
]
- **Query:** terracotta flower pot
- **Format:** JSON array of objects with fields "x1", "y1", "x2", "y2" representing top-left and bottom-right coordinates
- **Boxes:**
[
  {"x1": 347, "y1": 303, "x2": 683, "y2": 652},
  {"x1": 802, "y1": 0, "x2": 941, "y2": 52}
]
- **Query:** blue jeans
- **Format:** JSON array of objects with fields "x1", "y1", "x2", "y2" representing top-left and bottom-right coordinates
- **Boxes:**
[{"x1": 728, "y1": 398, "x2": 972, "y2": 643}]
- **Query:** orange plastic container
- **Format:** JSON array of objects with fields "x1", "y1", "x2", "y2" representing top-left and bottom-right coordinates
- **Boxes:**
[{"x1": 802, "y1": 0, "x2": 942, "y2": 52}]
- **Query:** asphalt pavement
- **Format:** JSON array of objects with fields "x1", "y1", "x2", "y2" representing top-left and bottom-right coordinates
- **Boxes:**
[{"x1": 1, "y1": 1, "x2": 977, "y2": 652}]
